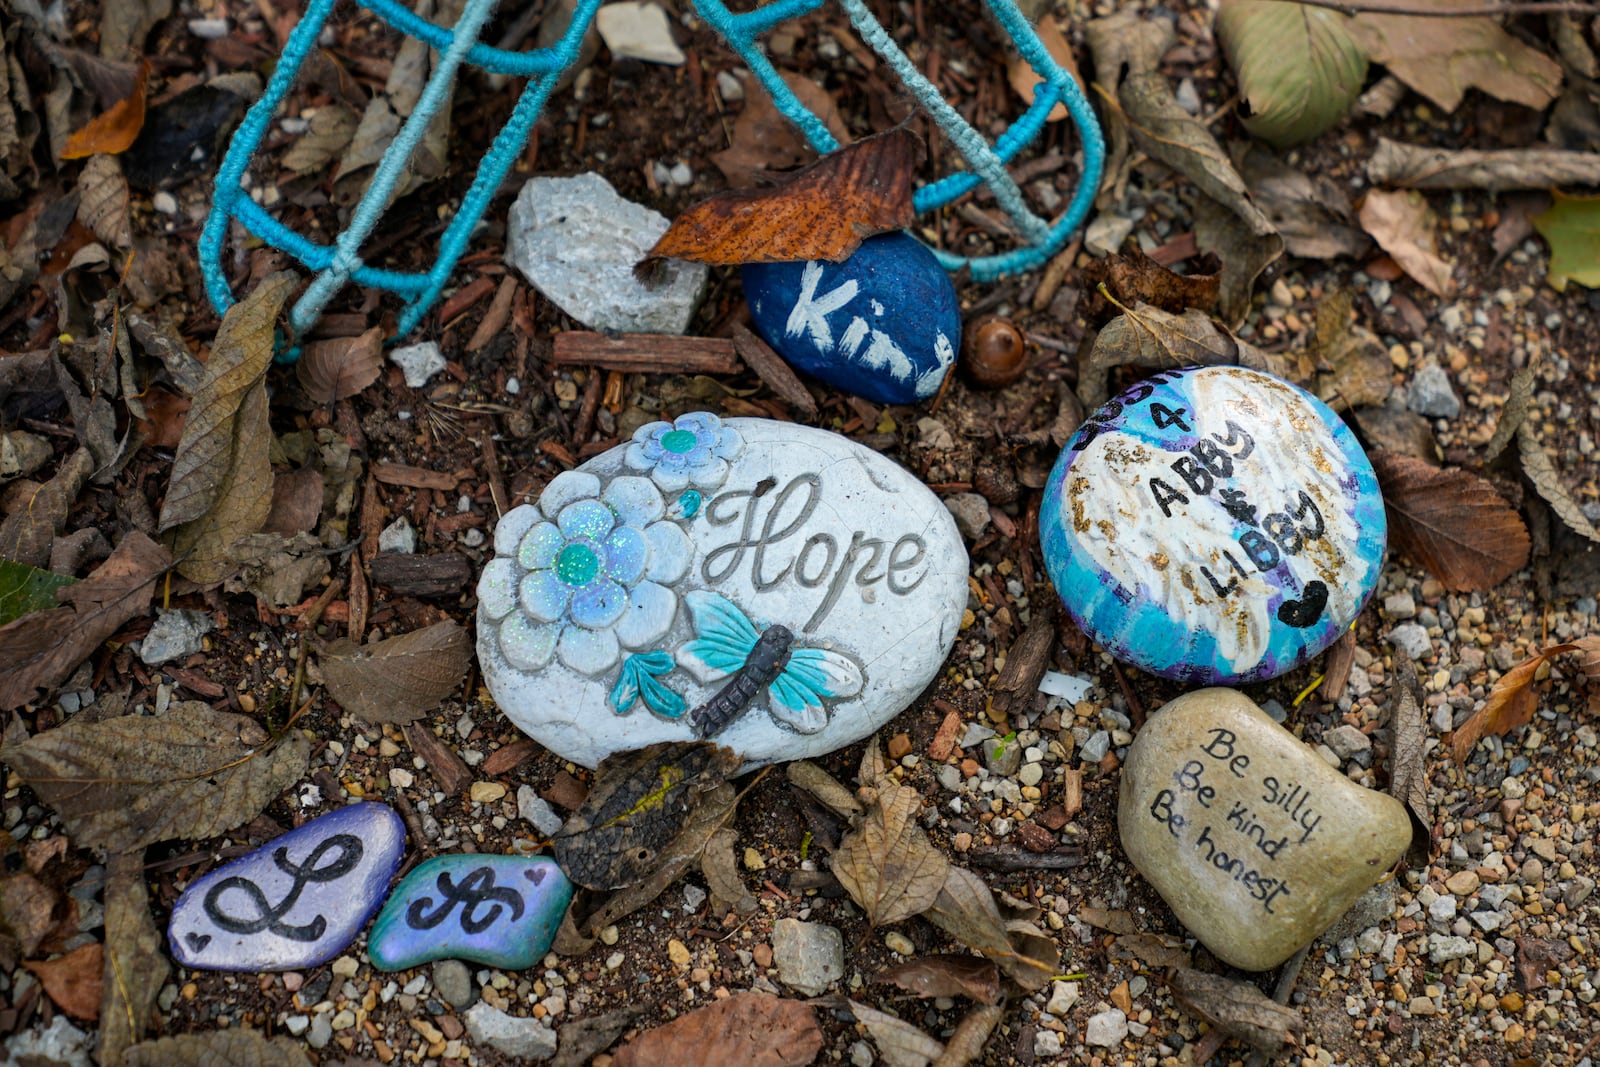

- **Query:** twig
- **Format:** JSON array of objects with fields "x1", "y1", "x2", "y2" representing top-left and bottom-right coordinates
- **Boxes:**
[
  {"x1": 550, "y1": 331, "x2": 741, "y2": 375},
  {"x1": 1243, "y1": 943, "x2": 1312, "y2": 1067},
  {"x1": 967, "y1": 845, "x2": 1084, "y2": 871}
]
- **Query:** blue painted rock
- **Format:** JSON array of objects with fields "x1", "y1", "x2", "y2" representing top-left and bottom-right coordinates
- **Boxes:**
[
  {"x1": 476, "y1": 412, "x2": 967, "y2": 769},
  {"x1": 1119, "y1": 689, "x2": 1410, "y2": 969},
  {"x1": 168, "y1": 803, "x2": 405, "y2": 971},
  {"x1": 366, "y1": 855, "x2": 573, "y2": 971},
  {"x1": 742, "y1": 233, "x2": 959, "y2": 405},
  {"x1": 1039, "y1": 366, "x2": 1385, "y2": 684}
]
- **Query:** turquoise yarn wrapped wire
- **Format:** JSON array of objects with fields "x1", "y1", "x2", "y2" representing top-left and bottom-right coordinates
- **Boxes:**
[{"x1": 199, "y1": 0, "x2": 1103, "y2": 351}]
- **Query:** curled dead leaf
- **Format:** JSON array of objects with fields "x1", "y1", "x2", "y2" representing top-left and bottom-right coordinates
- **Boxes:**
[
  {"x1": 319, "y1": 619, "x2": 471, "y2": 725},
  {"x1": 61, "y1": 61, "x2": 149, "y2": 159},
  {"x1": 1357, "y1": 189, "x2": 1456, "y2": 298},
  {"x1": 296, "y1": 326, "x2": 384, "y2": 405},
  {"x1": 1369, "y1": 449, "x2": 1530, "y2": 592},
  {"x1": 831, "y1": 776, "x2": 948, "y2": 929},
  {"x1": 613, "y1": 992, "x2": 822, "y2": 1067},
  {"x1": 1168, "y1": 966, "x2": 1304, "y2": 1054},
  {"x1": 876, "y1": 955, "x2": 1000, "y2": 1005},
  {"x1": 123, "y1": 1029, "x2": 314, "y2": 1067},
  {"x1": 97, "y1": 852, "x2": 168, "y2": 1064},
  {"x1": 1387, "y1": 649, "x2": 1431, "y2": 865},
  {"x1": 1452, "y1": 644, "x2": 1577, "y2": 762},
  {"x1": 24, "y1": 942, "x2": 101, "y2": 1020},
  {"x1": 1518, "y1": 421, "x2": 1600, "y2": 544}
]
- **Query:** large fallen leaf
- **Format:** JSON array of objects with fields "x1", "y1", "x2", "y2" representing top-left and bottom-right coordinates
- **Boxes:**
[
  {"x1": 1169, "y1": 967, "x2": 1303, "y2": 1054},
  {"x1": 1531, "y1": 191, "x2": 1600, "y2": 292},
  {"x1": 1452, "y1": 644, "x2": 1578, "y2": 762},
  {"x1": 124, "y1": 1030, "x2": 313, "y2": 1067},
  {"x1": 924, "y1": 866, "x2": 1055, "y2": 990},
  {"x1": 0, "y1": 701, "x2": 311, "y2": 852},
  {"x1": 160, "y1": 273, "x2": 296, "y2": 583},
  {"x1": 97, "y1": 852, "x2": 168, "y2": 1065},
  {"x1": 554, "y1": 742, "x2": 740, "y2": 891},
  {"x1": 1082, "y1": 249, "x2": 1220, "y2": 324},
  {"x1": 1518, "y1": 422, "x2": 1600, "y2": 544},
  {"x1": 0, "y1": 531, "x2": 169, "y2": 710},
  {"x1": 1358, "y1": 189, "x2": 1455, "y2": 298},
  {"x1": 319, "y1": 619, "x2": 471, "y2": 724},
  {"x1": 1387, "y1": 650, "x2": 1431, "y2": 865},
  {"x1": 61, "y1": 61, "x2": 149, "y2": 159},
  {"x1": 1082, "y1": 301, "x2": 1289, "y2": 406},
  {"x1": 647, "y1": 128, "x2": 920, "y2": 268},
  {"x1": 24, "y1": 943, "x2": 101, "y2": 1020},
  {"x1": 831, "y1": 776, "x2": 948, "y2": 928},
  {"x1": 1350, "y1": 3, "x2": 1563, "y2": 113},
  {"x1": 0, "y1": 448, "x2": 95, "y2": 569},
  {"x1": 0, "y1": 560, "x2": 76, "y2": 627},
  {"x1": 849, "y1": 1001, "x2": 945, "y2": 1067},
  {"x1": 1235, "y1": 143, "x2": 1369, "y2": 259},
  {"x1": 296, "y1": 326, "x2": 384, "y2": 404},
  {"x1": 613, "y1": 992, "x2": 822, "y2": 1067},
  {"x1": 1217, "y1": 0, "x2": 1366, "y2": 147},
  {"x1": 75, "y1": 153, "x2": 131, "y2": 249},
  {"x1": 876, "y1": 955, "x2": 1000, "y2": 1005},
  {"x1": 1370, "y1": 139, "x2": 1600, "y2": 192},
  {"x1": 1370, "y1": 450, "x2": 1529, "y2": 591},
  {"x1": 712, "y1": 71, "x2": 848, "y2": 188},
  {"x1": 0, "y1": 870, "x2": 60, "y2": 972}
]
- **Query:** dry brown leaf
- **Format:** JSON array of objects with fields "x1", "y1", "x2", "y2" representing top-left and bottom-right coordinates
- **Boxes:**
[
  {"x1": 1369, "y1": 449, "x2": 1530, "y2": 592},
  {"x1": 61, "y1": 60, "x2": 149, "y2": 159},
  {"x1": 932, "y1": 1002, "x2": 1005, "y2": 1067},
  {"x1": 613, "y1": 992, "x2": 822, "y2": 1067},
  {"x1": 832, "y1": 777, "x2": 948, "y2": 928},
  {"x1": 648, "y1": 128, "x2": 921, "y2": 268},
  {"x1": 1235, "y1": 142, "x2": 1370, "y2": 260},
  {"x1": 1194, "y1": 192, "x2": 1285, "y2": 327},
  {"x1": 319, "y1": 619, "x2": 471, "y2": 724},
  {"x1": 0, "y1": 530, "x2": 170, "y2": 710},
  {"x1": 785, "y1": 760, "x2": 862, "y2": 819},
  {"x1": 1367, "y1": 138, "x2": 1600, "y2": 191},
  {"x1": 1312, "y1": 289, "x2": 1391, "y2": 408},
  {"x1": 1350, "y1": 4, "x2": 1563, "y2": 113},
  {"x1": 1008, "y1": 17, "x2": 1078, "y2": 122},
  {"x1": 124, "y1": 1030, "x2": 314, "y2": 1067},
  {"x1": 0, "y1": 871, "x2": 61, "y2": 971},
  {"x1": 1111, "y1": 932, "x2": 1193, "y2": 969},
  {"x1": 1388, "y1": 649, "x2": 1431, "y2": 865},
  {"x1": 1082, "y1": 248, "x2": 1220, "y2": 325},
  {"x1": 1484, "y1": 363, "x2": 1536, "y2": 465},
  {"x1": 849, "y1": 1001, "x2": 945, "y2": 1067},
  {"x1": 1518, "y1": 422, "x2": 1600, "y2": 544},
  {"x1": 1452, "y1": 644, "x2": 1577, "y2": 762},
  {"x1": 1168, "y1": 967, "x2": 1304, "y2": 1054},
  {"x1": 701, "y1": 827, "x2": 757, "y2": 916},
  {"x1": 1082, "y1": 301, "x2": 1290, "y2": 406},
  {"x1": 1078, "y1": 906, "x2": 1140, "y2": 935},
  {"x1": 876, "y1": 955, "x2": 1000, "y2": 1005},
  {"x1": 712, "y1": 71, "x2": 848, "y2": 188},
  {"x1": 281, "y1": 103, "x2": 360, "y2": 175},
  {"x1": 160, "y1": 273, "x2": 296, "y2": 583},
  {"x1": 0, "y1": 701, "x2": 311, "y2": 852},
  {"x1": 75, "y1": 153, "x2": 131, "y2": 249},
  {"x1": 923, "y1": 866, "x2": 1055, "y2": 990},
  {"x1": 1358, "y1": 189, "x2": 1455, "y2": 298},
  {"x1": 0, "y1": 448, "x2": 95, "y2": 569},
  {"x1": 296, "y1": 326, "x2": 384, "y2": 405},
  {"x1": 98, "y1": 851, "x2": 168, "y2": 1065},
  {"x1": 554, "y1": 1007, "x2": 646, "y2": 1067},
  {"x1": 24, "y1": 942, "x2": 101, "y2": 1020},
  {"x1": 263, "y1": 468, "x2": 325, "y2": 537},
  {"x1": 1573, "y1": 635, "x2": 1600, "y2": 716}
]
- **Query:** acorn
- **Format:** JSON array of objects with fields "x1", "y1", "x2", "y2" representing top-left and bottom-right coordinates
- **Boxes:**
[
  {"x1": 973, "y1": 456, "x2": 1020, "y2": 506},
  {"x1": 961, "y1": 315, "x2": 1027, "y2": 388}
]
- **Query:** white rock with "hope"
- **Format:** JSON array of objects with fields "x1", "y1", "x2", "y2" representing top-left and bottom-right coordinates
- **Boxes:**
[{"x1": 475, "y1": 413, "x2": 968, "y2": 768}]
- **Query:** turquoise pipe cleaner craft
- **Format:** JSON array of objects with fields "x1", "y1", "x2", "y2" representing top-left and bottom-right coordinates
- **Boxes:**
[{"x1": 200, "y1": 0, "x2": 1103, "y2": 350}]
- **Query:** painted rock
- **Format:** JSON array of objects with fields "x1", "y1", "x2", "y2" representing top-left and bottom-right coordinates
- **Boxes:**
[
  {"x1": 1039, "y1": 365, "x2": 1385, "y2": 684},
  {"x1": 742, "y1": 233, "x2": 959, "y2": 405},
  {"x1": 1119, "y1": 689, "x2": 1410, "y2": 970},
  {"x1": 168, "y1": 803, "x2": 405, "y2": 971},
  {"x1": 476, "y1": 412, "x2": 967, "y2": 769},
  {"x1": 366, "y1": 855, "x2": 574, "y2": 971}
]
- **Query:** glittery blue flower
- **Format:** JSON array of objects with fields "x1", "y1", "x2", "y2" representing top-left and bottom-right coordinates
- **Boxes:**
[
  {"x1": 478, "y1": 471, "x2": 691, "y2": 676},
  {"x1": 624, "y1": 412, "x2": 743, "y2": 492}
]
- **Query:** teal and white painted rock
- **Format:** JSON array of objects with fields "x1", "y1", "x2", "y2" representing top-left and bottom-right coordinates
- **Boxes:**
[
  {"x1": 476, "y1": 412, "x2": 967, "y2": 768},
  {"x1": 1039, "y1": 366, "x2": 1385, "y2": 684},
  {"x1": 168, "y1": 803, "x2": 404, "y2": 972},
  {"x1": 366, "y1": 855, "x2": 573, "y2": 971}
]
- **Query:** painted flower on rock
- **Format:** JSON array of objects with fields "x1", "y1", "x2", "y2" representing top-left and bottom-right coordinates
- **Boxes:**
[
  {"x1": 625, "y1": 412, "x2": 743, "y2": 492},
  {"x1": 478, "y1": 471, "x2": 690, "y2": 676}
]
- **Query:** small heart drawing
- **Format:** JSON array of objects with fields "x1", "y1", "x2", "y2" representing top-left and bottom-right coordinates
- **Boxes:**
[
  {"x1": 1277, "y1": 581, "x2": 1328, "y2": 628},
  {"x1": 526, "y1": 868, "x2": 546, "y2": 885},
  {"x1": 184, "y1": 932, "x2": 213, "y2": 953}
]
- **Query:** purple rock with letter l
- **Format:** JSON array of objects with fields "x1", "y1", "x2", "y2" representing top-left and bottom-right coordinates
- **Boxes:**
[{"x1": 167, "y1": 803, "x2": 405, "y2": 971}]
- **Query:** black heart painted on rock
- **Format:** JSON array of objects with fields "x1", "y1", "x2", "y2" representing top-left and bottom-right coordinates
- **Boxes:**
[
  {"x1": 526, "y1": 867, "x2": 546, "y2": 885},
  {"x1": 1277, "y1": 580, "x2": 1328, "y2": 628},
  {"x1": 184, "y1": 932, "x2": 213, "y2": 952}
]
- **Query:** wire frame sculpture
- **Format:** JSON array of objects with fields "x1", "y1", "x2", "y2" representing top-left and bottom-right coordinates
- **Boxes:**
[{"x1": 199, "y1": 0, "x2": 1104, "y2": 348}]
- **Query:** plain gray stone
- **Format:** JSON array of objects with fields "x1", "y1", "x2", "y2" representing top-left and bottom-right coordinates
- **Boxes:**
[
  {"x1": 1387, "y1": 623, "x2": 1431, "y2": 661},
  {"x1": 2, "y1": 1016, "x2": 93, "y2": 1067},
  {"x1": 390, "y1": 341, "x2": 447, "y2": 388},
  {"x1": 1085, "y1": 1008, "x2": 1128, "y2": 1047},
  {"x1": 1383, "y1": 592, "x2": 1416, "y2": 619},
  {"x1": 138, "y1": 609, "x2": 213, "y2": 665},
  {"x1": 1324, "y1": 725, "x2": 1372, "y2": 761},
  {"x1": 982, "y1": 735, "x2": 1021, "y2": 776},
  {"x1": 944, "y1": 493, "x2": 991, "y2": 540},
  {"x1": 1080, "y1": 730, "x2": 1111, "y2": 763},
  {"x1": 506, "y1": 172, "x2": 707, "y2": 335},
  {"x1": 432, "y1": 959, "x2": 476, "y2": 1009},
  {"x1": 307, "y1": 1011, "x2": 333, "y2": 1049},
  {"x1": 1407, "y1": 364, "x2": 1462, "y2": 418},
  {"x1": 771, "y1": 918, "x2": 844, "y2": 996},
  {"x1": 1428, "y1": 934, "x2": 1474, "y2": 963},
  {"x1": 517, "y1": 785, "x2": 565, "y2": 837},
  {"x1": 464, "y1": 1002, "x2": 557, "y2": 1060},
  {"x1": 378, "y1": 517, "x2": 416, "y2": 555}
]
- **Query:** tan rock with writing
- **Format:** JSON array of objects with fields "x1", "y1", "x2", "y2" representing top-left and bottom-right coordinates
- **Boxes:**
[{"x1": 1119, "y1": 688, "x2": 1409, "y2": 970}]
